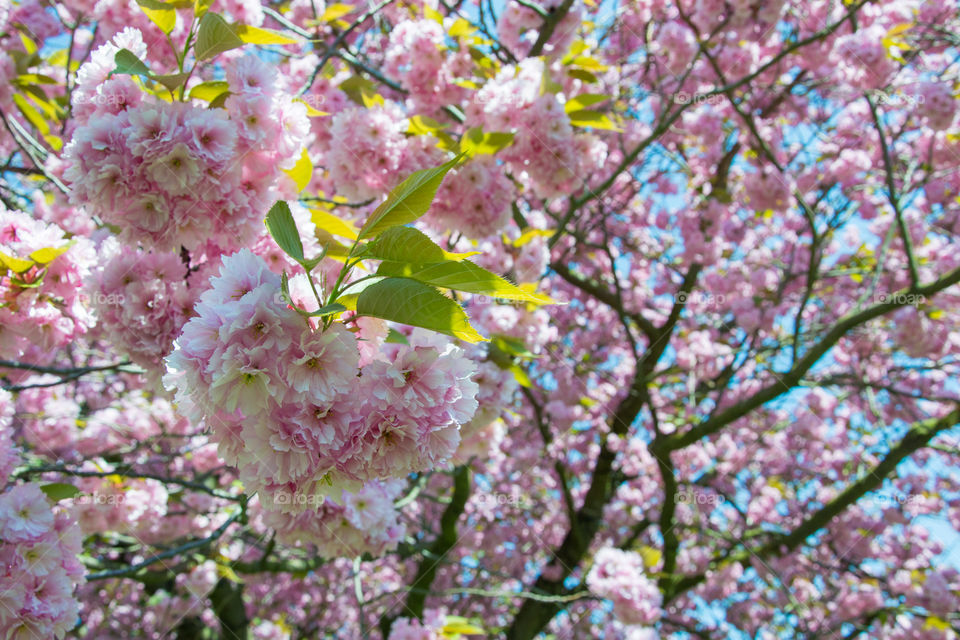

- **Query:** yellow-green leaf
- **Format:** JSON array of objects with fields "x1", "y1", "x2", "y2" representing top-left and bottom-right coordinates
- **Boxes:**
[
  {"x1": 137, "y1": 0, "x2": 177, "y2": 34},
  {"x1": 294, "y1": 98, "x2": 328, "y2": 117},
  {"x1": 12, "y1": 94, "x2": 49, "y2": 135},
  {"x1": 408, "y1": 115, "x2": 448, "y2": 136},
  {"x1": 319, "y1": 3, "x2": 355, "y2": 22},
  {"x1": 442, "y1": 616, "x2": 484, "y2": 637},
  {"x1": 460, "y1": 128, "x2": 514, "y2": 156},
  {"x1": 310, "y1": 208, "x2": 359, "y2": 240},
  {"x1": 232, "y1": 24, "x2": 299, "y2": 45},
  {"x1": 567, "y1": 109, "x2": 621, "y2": 131},
  {"x1": 564, "y1": 93, "x2": 610, "y2": 113},
  {"x1": 189, "y1": 80, "x2": 230, "y2": 102},
  {"x1": 0, "y1": 251, "x2": 35, "y2": 274},
  {"x1": 282, "y1": 148, "x2": 312, "y2": 193},
  {"x1": 424, "y1": 5, "x2": 444, "y2": 22},
  {"x1": 29, "y1": 245, "x2": 70, "y2": 264},
  {"x1": 448, "y1": 18, "x2": 476, "y2": 38}
]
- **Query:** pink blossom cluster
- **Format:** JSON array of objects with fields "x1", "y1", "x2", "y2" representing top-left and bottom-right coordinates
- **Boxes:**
[
  {"x1": 259, "y1": 480, "x2": 406, "y2": 558},
  {"x1": 498, "y1": 0, "x2": 582, "y2": 58},
  {"x1": 384, "y1": 20, "x2": 470, "y2": 114},
  {"x1": 468, "y1": 59, "x2": 605, "y2": 198},
  {"x1": 428, "y1": 155, "x2": 515, "y2": 238},
  {"x1": 0, "y1": 205, "x2": 95, "y2": 360},
  {"x1": 586, "y1": 547, "x2": 663, "y2": 627},
  {"x1": 87, "y1": 243, "x2": 196, "y2": 383},
  {"x1": 165, "y1": 251, "x2": 478, "y2": 529},
  {"x1": 0, "y1": 390, "x2": 16, "y2": 485},
  {"x1": 325, "y1": 102, "x2": 435, "y2": 201},
  {"x1": 64, "y1": 31, "x2": 307, "y2": 253},
  {"x1": 915, "y1": 81, "x2": 958, "y2": 131},
  {"x1": 0, "y1": 483, "x2": 84, "y2": 638},
  {"x1": 655, "y1": 22, "x2": 698, "y2": 76},
  {"x1": 741, "y1": 164, "x2": 793, "y2": 212},
  {"x1": 387, "y1": 608, "x2": 448, "y2": 640}
]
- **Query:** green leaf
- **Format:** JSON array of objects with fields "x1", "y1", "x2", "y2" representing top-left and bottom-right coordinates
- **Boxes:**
[
  {"x1": 264, "y1": 201, "x2": 304, "y2": 262},
  {"x1": 376, "y1": 261, "x2": 556, "y2": 305},
  {"x1": 567, "y1": 68, "x2": 598, "y2": 83},
  {"x1": 564, "y1": 93, "x2": 610, "y2": 113},
  {"x1": 358, "y1": 155, "x2": 462, "y2": 240},
  {"x1": 567, "y1": 109, "x2": 621, "y2": 131},
  {"x1": 385, "y1": 328, "x2": 409, "y2": 344},
  {"x1": 364, "y1": 226, "x2": 477, "y2": 263},
  {"x1": 356, "y1": 278, "x2": 485, "y2": 343},
  {"x1": 491, "y1": 333, "x2": 536, "y2": 359},
  {"x1": 153, "y1": 72, "x2": 191, "y2": 92},
  {"x1": 189, "y1": 80, "x2": 230, "y2": 102},
  {"x1": 232, "y1": 24, "x2": 299, "y2": 45},
  {"x1": 195, "y1": 12, "x2": 244, "y2": 60},
  {"x1": 137, "y1": 0, "x2": 177, "y2": 34},
  {"x1": 304, "y1": 303, "x2": 346, "y2": 318},
  {"x1": 40, "y1": 483, "x2": 81, "y2": 502},
  {"x1": 460, "y1": 128, "x2": 514, "y2": 156},
  {"x1": 112, "y1": 48, "x2": 151, "y2": 76}
]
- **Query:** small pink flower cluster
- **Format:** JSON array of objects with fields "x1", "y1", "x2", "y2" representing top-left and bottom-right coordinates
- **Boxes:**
[
  {"x1": 915, "y1": 81, "x2": 958, "y2": 131},
  {"x1": 498, "y1": 0, "x2": 581, "y2": 58},
  {"x1": 741, "y1": 164, "x2": 792, "y2": 212},
  {"x1": 388, "y1": 608, "x2": 448, "y2": 640},
  {"x1": 384, "y1": 20, "x2": 470, "y2": 114},
  {"x1": 468, "y1": 59, "x2": 599, "y2": 198},
  {"x1": 88, "y1": 244, "x2": 196, "y2": 382},
  {"x1": 165, "y1": 251, "x2": 478, "y2": 527},
  {"x1": 0, "y1": 482, "x2": 84, "y2": 639},
  {"x1": 64, "y1": 31, "x2": 307, "y2": 253},
  {"x1": 586, "y1": 547, "x2": 663, "y2": 627},
  {"x1": 260, "y1": 480, "x2": 406, "y2": 558},
  {"x1": 0, "y1": 206, "x2": 95, "y2": 360},
  {"x1": 325, "y1": 103, "x2": 425, "y2": 201},
  {"x1": 428, "y1": 155, "x2": 515, "y2": 239},
  {"x1": 655, "y1": 22, "x2": 698, "y2": 75}
]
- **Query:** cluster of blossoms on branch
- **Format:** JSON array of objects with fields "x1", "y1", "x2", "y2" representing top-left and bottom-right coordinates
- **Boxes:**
[
  {"x1": 0, "y1": 389, "x2": 84, "y2": 639},
  {"x1": 64, "y1": 30, "x2": 307, "y2": 253},
  {"x1": 165, "y1": 250, "x2": 478, "y2": 553}
]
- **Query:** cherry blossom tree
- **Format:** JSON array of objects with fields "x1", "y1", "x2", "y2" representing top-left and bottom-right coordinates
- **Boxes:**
[{"x1": 0, "y1": 0, "x2": 959, "y2": 638}]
